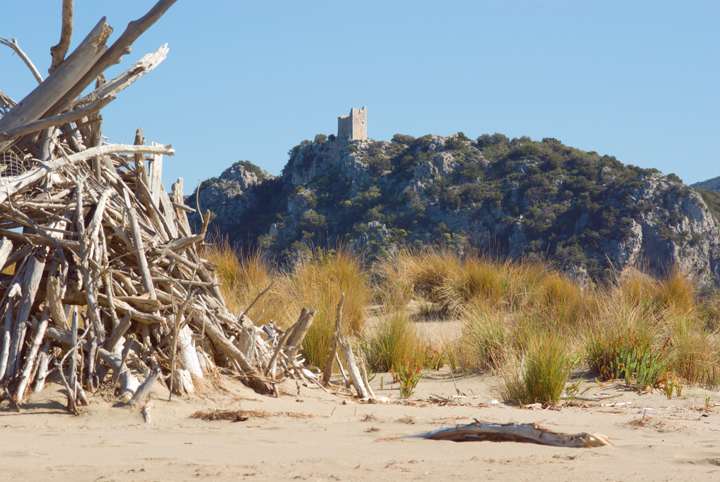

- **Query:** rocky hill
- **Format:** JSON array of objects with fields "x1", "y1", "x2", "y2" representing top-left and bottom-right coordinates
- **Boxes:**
[
  {"x1": 692, "y1": 176, "x2": 720, "y2": 193},
  {"x1": 188, "y1": 133, "x2": 720, "y2": 284}
]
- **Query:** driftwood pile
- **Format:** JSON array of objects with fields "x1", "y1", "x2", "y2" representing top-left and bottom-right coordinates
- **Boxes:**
[{"x1": 0, "y1": 0, "x2": 322, "y2": 414}]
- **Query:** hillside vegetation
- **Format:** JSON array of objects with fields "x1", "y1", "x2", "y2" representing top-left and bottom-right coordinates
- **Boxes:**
[{"x1": 190, "y1": 133, "x2": 720, "y2": 285}]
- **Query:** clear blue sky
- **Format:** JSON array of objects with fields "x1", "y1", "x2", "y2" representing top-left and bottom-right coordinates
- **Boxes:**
[{"x1": 2, "y1": 1, "x2": 718, "y2": 192}]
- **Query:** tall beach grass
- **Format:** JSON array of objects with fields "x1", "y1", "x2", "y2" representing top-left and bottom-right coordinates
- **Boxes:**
[{"x1": 207, "y1": 241, "x2": 720, "y2": 395}]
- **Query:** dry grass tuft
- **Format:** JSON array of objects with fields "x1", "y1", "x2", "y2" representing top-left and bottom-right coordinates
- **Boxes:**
[
  {"x1": 461, "y1": 307, "x2": 509, "y2": 372},
  {"x1": 206, "y1": 240, "x2": 720, "y2": 393},
  {"x1": 496, "y1": 326, "x2": 577, "y2": 406},
  {"x1": 583, "y1": 300, "x2": 658, "y2": 381},
  {"x1": 202, "y1": 236, "x2": 277, "y2": 320},
  {"x1": 654, "y1": 267, "x2": 698, "y2": 315},
  {"x1": 274, "y1": 247, "x2": 371, "y2": 367},
  {"x1": 364, "y1": 309, "x2": 422, "y2": 372},
  {"x1": 665, "y1": 313, "x2": 720, "y2": 386}
]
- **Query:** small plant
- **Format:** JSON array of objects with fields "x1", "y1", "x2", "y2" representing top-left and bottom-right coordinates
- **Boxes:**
[
  {"x1": 614, "y1": 347, "x2": 640, "y2": 387},
  {"x1": 422, "y1": 345, "x2": 446, "y2": 370},
  {"x1": 564, "y1": 379, "x2": 582, "y2": 400},
  {"x1": 663, "y1": 373, "x2": 677, "y2": 399},
  {"x1": 391, "y1": 357, "x2": 423, "y2": 399}
]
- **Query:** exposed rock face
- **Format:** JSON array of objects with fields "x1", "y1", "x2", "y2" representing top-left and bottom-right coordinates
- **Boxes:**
[
  {"x1": 628, "y1": 175, "x2": 720, "y2": 281},
  {"x1": 187, "y1": 162, "x2": 274, "y2": 234},
  {"x1": 192, "y1": 134, "x2": 720, "y2": 284}
]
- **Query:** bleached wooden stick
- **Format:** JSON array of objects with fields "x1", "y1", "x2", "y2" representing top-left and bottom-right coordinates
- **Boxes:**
[
  {"x1": 0, "y1": 298, "x2": 16, "y2": 382},
  {"x1": 15, "y1": 313, "x2": 48, "y2": 400},
  {"x1": 0, "y1": 18, "x2": 110, "y2": 146},
  {"x1": 104, "y1": 311, "x2": 132, "y2": 354},
  {"x1": 238, "y1": 282, "x2": 274, "y2": 323},
  {"x1": 33, "y1": 343, "x2": 52, "y2": 393},
  {"x1": 72, "y1": 44, "x2": 168, "y2": 108},
  {"x1": 201, "y1": 319, "x2": 273, "y2": 395},
  {"x1": 265, "y1": 323, "x2": 295, "y2": 378},
  {"x1": 7, "y1": 247, "x2": 47, "y2": 378},
  {"x1": 336, "y1": 331, "x2": 368, "y2": 399},
  {"x1": 0, "y1": 237, "x2": 13, "y2": 270},
  {"x1": 123, "y1": 188, "x2": 157, "y2": 300},
  {"x1": 68, "y1": 308, "x2": 79, "y2": 401},
  {"x1": 127, "y1": 370, "x2": 160, "y2": 407}
]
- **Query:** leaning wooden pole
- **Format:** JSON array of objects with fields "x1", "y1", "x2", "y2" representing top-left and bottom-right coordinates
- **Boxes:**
[{"x1": 322, "y1": 293, "x2": 345, "y2": 386}]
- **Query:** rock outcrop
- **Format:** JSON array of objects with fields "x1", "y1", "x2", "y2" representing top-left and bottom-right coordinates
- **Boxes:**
[{"x1": 187, "y1": 161, "x2": 274, "y2": 235}]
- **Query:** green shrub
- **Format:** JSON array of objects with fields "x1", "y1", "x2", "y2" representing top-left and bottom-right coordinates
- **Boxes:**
[{"x1": 392, "y1": 134, "x2": 416, "y2": 145}]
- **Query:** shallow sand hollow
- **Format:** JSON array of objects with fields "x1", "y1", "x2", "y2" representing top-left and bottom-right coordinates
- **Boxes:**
[{"x1": 1, "y1": 370, "x2": 719, "y2": 482}]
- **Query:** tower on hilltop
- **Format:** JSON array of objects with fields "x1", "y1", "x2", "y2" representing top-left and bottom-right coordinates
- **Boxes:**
[{"x1": 337, "y1": 106, "x2": 367, "y2": 141}]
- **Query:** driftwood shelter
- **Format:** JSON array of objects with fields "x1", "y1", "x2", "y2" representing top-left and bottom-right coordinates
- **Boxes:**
[{"x1": 0, "y1": 0, "x2": 323, "y2": 414}]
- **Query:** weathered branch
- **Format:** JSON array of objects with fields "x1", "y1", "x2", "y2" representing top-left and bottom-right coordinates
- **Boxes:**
[
  {"x1": 49, "y1": 0, "x2": 74, "y2": 74},
  {"x1": 406, "y1": 420, "x2": 613, "y2": 448},
  {"x1": 238, "y1": 282, "x2": 274, "y2": 322},
  {"x1": 45, "y1": 0, "x2": 178, "y2": 118},
  {"x1": 0, "y1": 37, "x2": 43, "y2": 84},
  {"x1": 73, "y1": 45, "x2": 169, "y2": 109},
  {"x1": 0, "y1": 18, "x2": 111, "y2": 147},
  {"x1": 201, "y1": 319, "x2": 274, "y2": 395},
  {"x1": 0, "y1": 95, "x2": 114, "y2": 143},
  {"x1": 0, "y1": 143, "x2": 174, "y2": 205},
  {"x1": 322, "y1": 293, "x2": 345, "y2": 385}
]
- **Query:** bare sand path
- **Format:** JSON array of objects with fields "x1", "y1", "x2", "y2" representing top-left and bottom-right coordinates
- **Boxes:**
[{"x1": 2, "y1": 370, "x2": 720, "y2": 482}]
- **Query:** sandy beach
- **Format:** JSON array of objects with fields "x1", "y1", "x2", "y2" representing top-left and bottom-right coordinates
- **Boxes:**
[{"x1": 2, "y1": 368, "x2": 719, "y2": 482}]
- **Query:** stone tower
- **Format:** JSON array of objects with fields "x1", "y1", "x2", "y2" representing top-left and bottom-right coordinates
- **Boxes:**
[{"x1": 337, "y1": 106, "x2": 367, "y2": 141}]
